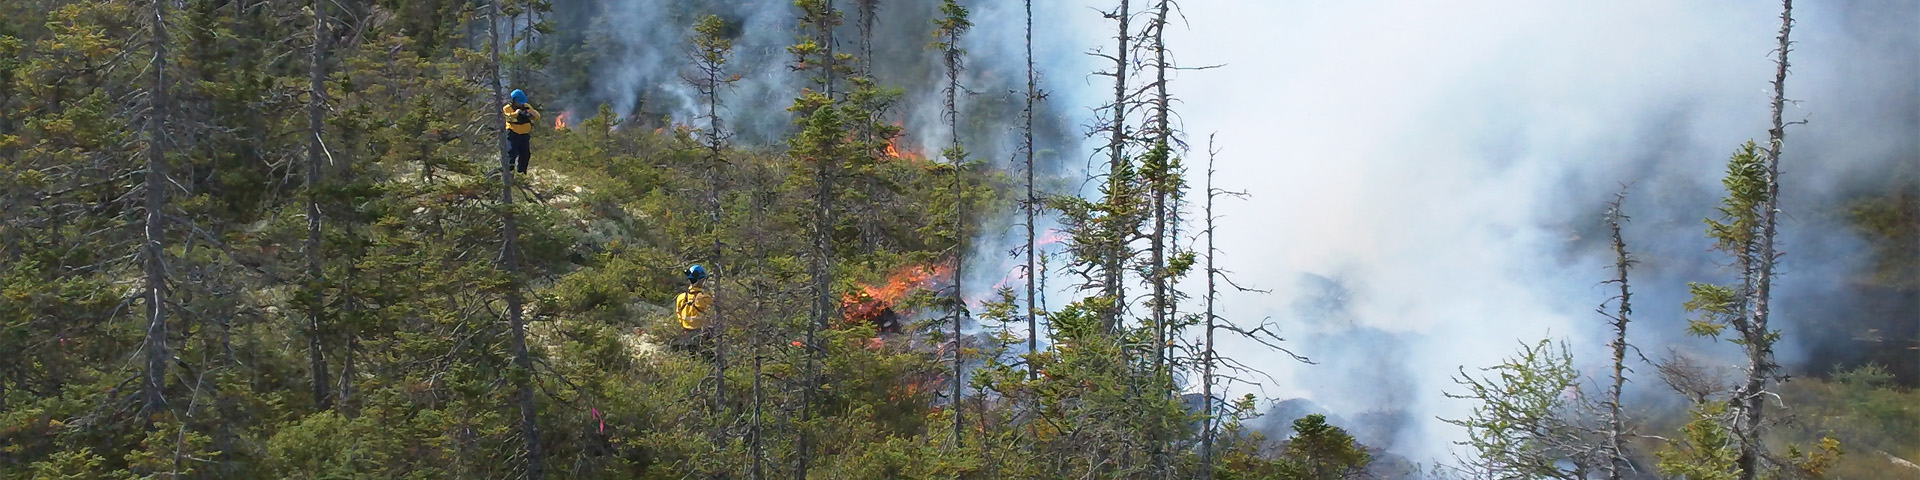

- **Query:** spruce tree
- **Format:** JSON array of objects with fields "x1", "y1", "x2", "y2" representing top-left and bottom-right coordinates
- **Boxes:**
[
  {"x1": 688, "y1": 12, "x2": 737, "y2": 435},
  {"x1": 488, "y1": 0, "x2": 543, "y2": 476},
  {"x1": 1140, "y1": 0, "x2": 1188, "y2": 472},
  {"x1": 933, "y1": 0, "x2": 972, "y2": 449},
  {"x1": 789, "y1": 2, "x2": 848, "y2": 475}
]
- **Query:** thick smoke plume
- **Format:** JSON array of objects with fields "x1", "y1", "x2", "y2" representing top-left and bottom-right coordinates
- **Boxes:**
[{"x1": 1156, "y1": 0, "x2": 1919, "y2": 464}]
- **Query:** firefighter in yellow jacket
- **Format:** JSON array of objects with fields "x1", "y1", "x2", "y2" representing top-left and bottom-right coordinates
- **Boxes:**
[
  {"x1": 503, "y1": 89, "x2": 539, "y2": 173},
  {"x1": 672, "y1": 264, "x2": 715, "y2": 354}
]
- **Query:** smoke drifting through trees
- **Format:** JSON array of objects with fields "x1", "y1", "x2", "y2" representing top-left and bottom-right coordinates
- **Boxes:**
[
  {"x1": 546, "y1": 0, "x2": 1083, "y2": 172},
  {"x1": 1167, "y1": 0, "x2": 1920, "y2": 463},
  {"x1": 544, "y1": 0, "x2": 1089, "y2": 326},
  {"x1": 530, "y1": 0, "x2": 1920, "y2": 466}
]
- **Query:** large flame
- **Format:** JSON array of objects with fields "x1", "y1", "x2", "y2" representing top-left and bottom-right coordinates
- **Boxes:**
[
  {"x1": 843, "y1": 263, "x2": 953, "y2": 324},
  {"x1": 554, "y1": 111, "x2": 571, "y2": 130}
]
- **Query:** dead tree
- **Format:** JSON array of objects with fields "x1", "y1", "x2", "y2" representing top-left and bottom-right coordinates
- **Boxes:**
[
  {"x1": 305, "y1": 0, "x2": 334, "y2": 412},
  {"x1": 1019, "y1": 0, "x2": 1047, "y2": 392},
  {"x1": 1199, "y1": 138, "x2": 1226, "y2": 480},
  {"x1": 142, "y1": 0, "x2": 174, "y2": 419},
  {"x1": 856, "y1": 0, "x2": 879, "y2": 76},
  {"x1": 1600, "y1": 189, "x2": 1635, "y2": 480},
  {"x1": 1095, "y1": 0, "x2": 1133, "y2": 332},
  {"x1": 1197, "y1": 136, "x2": 1312, "y2": 478}
]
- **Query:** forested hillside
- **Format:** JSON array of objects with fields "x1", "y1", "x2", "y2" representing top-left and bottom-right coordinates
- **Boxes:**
[{"x1": 4, "y1": 0, "x2": 1920, "y2": 479}]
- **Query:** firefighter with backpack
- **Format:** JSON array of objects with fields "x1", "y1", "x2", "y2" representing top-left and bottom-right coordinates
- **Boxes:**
[{"x1": 672, "y1": 265, "x2": 715, "y2": 355}]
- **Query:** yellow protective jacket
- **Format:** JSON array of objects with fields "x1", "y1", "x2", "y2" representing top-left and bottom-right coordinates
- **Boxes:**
[
  {"x1": 675, "y1": 285, "x2": 713, "y2": 330},
  {"x1": 503, "y1": 103, "x2": 540, "y2": 135}
]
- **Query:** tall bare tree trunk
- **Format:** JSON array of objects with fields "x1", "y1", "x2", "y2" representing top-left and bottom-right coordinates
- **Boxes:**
[
  {"x1": 801, "y1": 151, "x2": 832, "y2": 480},
  {"x1": 306, "y1": 0, "x2": 333, "y2": 412},
  {"x1": 1021, "y1": 0, "x2": 1038, "y2": 383},
  {"x1": 341, "y1": 331, "x2": 356, "y2": 414},
  {"x1": 490, "y1": 1, "x2": 543, "y2": 477},
  {"x1": 142, "y1": 0, "x2": 173, "y2": 419},
  {"x1": 1020, "y1": 1, "x2": 1044, "y2": 453},
  {"x1": 750, "y1": 183, "x2": 769, "y2": 480},
  {"x1": 1603, "y1": 191, "x2": 1634, "y2": 480},
  {"x1": 709, "y1": 143, "x2": 728, "y2": 437},
  {"x1": 1734, "y1": 3, "x2": 1794, "y2": 478},
  {"x1": 1101, "y1": 0, "x2": 1131, "y2": 333},
  {"x1": 857, "y1": 0, "x2": 877, "y2": 76},
  {"x1": 1199, "y1": 138, "x2": 1220, "y2": 480},
  {"x1": 1019, "y1": 0, "x2": 1044, "y2": 440},
  {"x1": 1146, "y1": 0, "x2": 1175, "y2": 473}
]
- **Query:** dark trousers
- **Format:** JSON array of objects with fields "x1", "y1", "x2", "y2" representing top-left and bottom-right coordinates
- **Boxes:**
[
  {"x1": 669, "y1": 328, "x2": 716, "y2": 360},
  {"x1": 507, "y1": 132, "x2": 531, "y2": 173}
]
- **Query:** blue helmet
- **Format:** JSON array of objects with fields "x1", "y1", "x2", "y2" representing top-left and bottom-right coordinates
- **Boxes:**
[
  {"x1": 511, "y1": 89, "x2": 528, "y2": 105},
  {"x1": 686, "y1": 264, "x2": 708, "y2": 282}
]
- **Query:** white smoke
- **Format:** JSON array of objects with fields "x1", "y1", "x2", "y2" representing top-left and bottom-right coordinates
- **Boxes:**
[{"x1": 1154, "y1": 0, "x2": 1919, "y2": 465}]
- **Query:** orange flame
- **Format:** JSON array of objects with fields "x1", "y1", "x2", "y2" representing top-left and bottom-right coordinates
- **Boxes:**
[
  {"x1": 554, "y1": 112, "x2": 571, "y2": 130},
  {"x1": 882, "y1": 135, "x2": 925, "y2": 162},
  {"x1": 842, "y1": 263, "x2": 953, "y2": 324}
]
